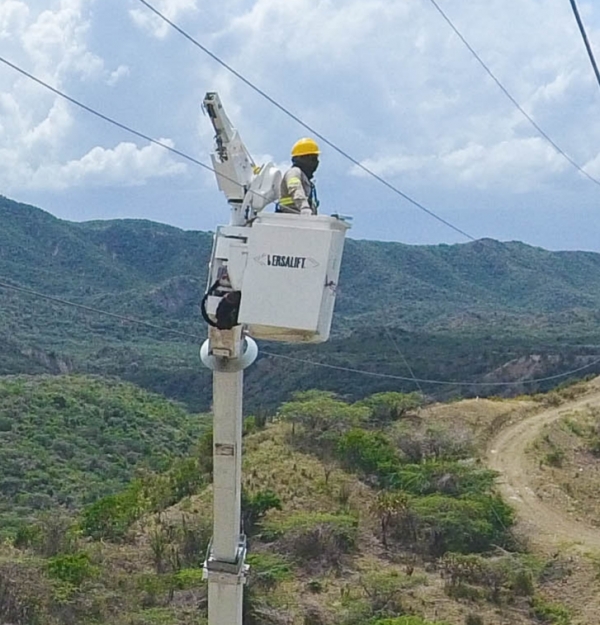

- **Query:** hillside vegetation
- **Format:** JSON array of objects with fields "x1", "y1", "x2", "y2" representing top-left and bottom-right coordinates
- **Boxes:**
[
  {"x1": 0, "y1": 375, "x2": 209, "y2": 533},
  {"x1": 3, "y1": 383, "x2": 597, "y2": 625},
  {"x1": 2, "y1": 195, "x2": 600, "y2": 411}
]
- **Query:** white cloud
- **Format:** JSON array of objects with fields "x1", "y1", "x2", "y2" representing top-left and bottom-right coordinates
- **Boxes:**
[
  {"x1": 442, "y1": 138, "x2": 566, "y2": 190},
  {"x1": 224, "y1": 0, "x2": 405, "y2": 61},
  {"x1": 48, "y1": 139, "x2": 187, "y2": 188},
  {"x1": 107, "y1": 65, "x2": 130, "y2": 87},
  {"x1": 0, "y1": 1, "x2": 192, "y2": 196},
  {"x1": 129, "y1": 0, "x2": 198, "y2": 39},
  {"x1": 352, "y1": 154, "x2": 431, "y2": 179},
  {"x1": 1, "y1": 139, "x2": 187, "y2": 191},
  {"x1": 0, "y1": 0, "x2": 104, "y2": 174},
  {"x1": 0, "y1": 0, "x2": 29, "y2": 40},
  {"x1": 2, "y1": 0, "x2": 600, "y2": 245},
  {"x1": 22, "y1": 0, "x2": 104, "y2": 81},
  {"x1": 581, "y1": 151, "x2": 600, "y2": 178},
  {"x1": 352, "y1": 137, "x2": 567, "y2": 193},
  {"x1": 23, "y1": 98, "x2": 73, "y2": 152},
  {"x1": 205, "y1": 0, "x2": 599, "y2": 198}
]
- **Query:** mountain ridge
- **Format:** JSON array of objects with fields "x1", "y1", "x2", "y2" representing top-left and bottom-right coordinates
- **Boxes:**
[{"x1": 2, "y1": 194, "x2": 600, "y2": 409}]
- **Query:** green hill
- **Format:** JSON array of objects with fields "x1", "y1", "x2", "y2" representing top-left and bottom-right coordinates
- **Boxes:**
[
  {"x1": 0, "y1": 374, "x2": 208, "y2": 532},
  {"x1": 2, "y1": 194, "x2": 600, "y2": 410}
]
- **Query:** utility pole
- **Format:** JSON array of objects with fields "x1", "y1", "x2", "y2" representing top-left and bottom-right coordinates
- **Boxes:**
[
  {"x1": 201, "y1": 328, "x2": 256, "y2": 623},
  {"x1": 200, "y1": 92, "x2": 350, "y2": 625}
]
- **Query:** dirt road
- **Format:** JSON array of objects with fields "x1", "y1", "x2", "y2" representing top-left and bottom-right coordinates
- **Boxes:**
[{"x1": 488, "y1": 390, "x2": 600, "y2": 553}]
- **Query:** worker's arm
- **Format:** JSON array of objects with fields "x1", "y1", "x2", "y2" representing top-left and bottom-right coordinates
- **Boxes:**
[{"x1": 284, "y1": 168, "x2": 311, "y2": 213}]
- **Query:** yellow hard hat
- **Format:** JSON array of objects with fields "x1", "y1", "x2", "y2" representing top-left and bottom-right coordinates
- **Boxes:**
[{"x1": 291, "y1": 137, "x2": 320, "y2": 157}]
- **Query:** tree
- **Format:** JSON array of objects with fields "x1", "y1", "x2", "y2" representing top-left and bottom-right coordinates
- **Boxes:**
[
  {"x1": 279, "y1": 393, "x2": 369, "y2": 452},
  {"x1": 336, "y1": 428, "x2": 399, "y2": 482},
  {"x1": 371, "y1": 490, "x2": 410, "y2": 548},
  {"x1": 358, "y1": 392, "x2": 424, "y2": 424}
]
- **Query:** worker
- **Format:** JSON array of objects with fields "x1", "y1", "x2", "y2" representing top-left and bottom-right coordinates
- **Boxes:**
[{"x1": 276, "y1": 138, "x2": 320, "y2": 214}]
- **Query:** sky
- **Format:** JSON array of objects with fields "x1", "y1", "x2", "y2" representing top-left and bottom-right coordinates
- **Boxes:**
[{"x1": 1, "y1": 0, "x2": 600, "y2": 251}]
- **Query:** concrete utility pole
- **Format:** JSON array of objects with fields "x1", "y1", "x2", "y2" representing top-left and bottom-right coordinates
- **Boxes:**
[
  {"x1": 201, "y1": 328, "x2": 256, "y2": 623},
  {"x1": 200, "y1": 92, "x2": 350, "y2": 625}
]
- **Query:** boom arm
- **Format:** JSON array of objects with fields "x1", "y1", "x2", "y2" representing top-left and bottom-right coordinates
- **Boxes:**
[
  {"x1": 203, "y1": 92, "x2": 281, "y2": 225},
  {"x1": 203, "y1": 92, "x2": 255, "y2": 203}
]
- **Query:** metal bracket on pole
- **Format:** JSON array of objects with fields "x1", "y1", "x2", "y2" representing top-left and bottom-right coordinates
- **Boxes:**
[
  {"x1": 204, "y1": 535, "x2": 248, "y2": 575},
  {"x1": 200, "y1": 328, "x2": 258, "y2": 372}
]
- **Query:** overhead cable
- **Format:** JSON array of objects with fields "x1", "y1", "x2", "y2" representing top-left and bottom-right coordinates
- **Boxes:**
[
  {"x1": 427, "y1": 0, "x2": 600, "y2": 189},
  {"x1": 0, "y1": 58, "x2": 210, "y2": 173},
  {"x1": 568, "y1": 0, "x2": 600, "y2": 92},
  {"x1": 383, "y1": 324, "x2": 424, "y2": 393},
  {"x1": 265, "y1": 351, "x2": 600, "y2": 388},
  {"x1": 0, "y1": 56, "x2": 269, "y2": 205},
  {"x1": 0, "y1": 279, "x2": 204, "y2": 341},
  {"x1": 2, "y1": 277, "x2": 599, "y2": 389},
  {"x1": 135, "y1": 0, "x2": 476, "y2": 242},
  {"x1": 0, "y1": 52, "x2": 470, "y2": 238}
]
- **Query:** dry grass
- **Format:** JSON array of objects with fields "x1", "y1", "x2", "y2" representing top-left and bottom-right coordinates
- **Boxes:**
[{"x1": 528, "y1": 406, "x2": 600, "y2": 529}]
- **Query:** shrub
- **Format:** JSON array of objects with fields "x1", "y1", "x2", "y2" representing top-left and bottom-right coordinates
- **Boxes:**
[
  {"x1": 177, "y1": 515, "x2": 211, "y2": 568},
  {"x1": 137, "y1": 573, "x2": 181, "y2": 609},
  {"x1": 587, "y1": 436, "x2": 600, "y2": 457},
  {"x1": 404, "y1": 494, "x2": 514, "y2": 556},
  {"x1": 512, "y1": 568, "x2": 535, "y2": 597},
  {"x1": 172, "y1": 567, "x2": 205, "y2": 590},
  {"x1": 359, "y1": 570, "x2": 424, "y2": 616},
  {"x1": 13, "y1": 524, "x2": 42, "y2": 551},
  {"x1": 306, "y1": 579, "x2": 324, "y2": 593},
  {"x1": 545, "y1": 448, "x2": 565, "y2": 468},
  {"x1": 14, "y1": 513, "x2": 76, "y2": 557},
  {"x1": 246, "y1": 553, "x2": 291, "y2": 590},
  {"x1": 197, "y1": 429, "x2": 214, "y2": 477},
  {"x1": 442, "y1": 553, "x2": 535, "y2": 605},
  {"x1": 262, "y1": 513, "x2": 358, "y2": 571},
  {"x1": 168, "y1": 457, "x2": 205, "y2": 501},
  {"x1": 46, "y1": 552, "x2": 97, "y2": 587},
  {"x1": 243, "y1": 415, "x2": 258, "y2": 435},
  {"x1": 358, "y1": 392, "x2": 423, "y2": 424},
  {"x1": 80, "y1": 484, "x2": 143, "y2": 540},
  {"x1": 543, "y1": 393, "x2": 562, "y2": 407},
  {"x1": 394, "y1": 425, "x2": 473, "y2": 463},
  {"x1": 371, "y1": 617, "x2": 450, "y2": 625},
  {"x1": 385, "y1": 461, "x2": 497, "y2": 497},
  {"x1": 337, "y1": 429, "x2": 399, "y2": 480},
  {"x1": 531, "y1": 596, "x2": 571, "y2": 624},
  {"x1": 242, "y1": 489, "x2": 282, "y2": 535},
  {"x1": 0, "y1": 561, "x2": 49, "y2": 625},
  {"x1": 280, "y1": 393, "x2": 369, "y2": 442}
]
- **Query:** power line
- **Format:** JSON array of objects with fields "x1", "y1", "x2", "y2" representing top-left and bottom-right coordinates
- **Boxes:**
[
  {"x1": 264, "y1": 350, "x2": 600, "y2": 388},
  {"x1": 0, "y1": 58, "x2": 211, "y2": 173},
  {"x1": 135, "y1": 0, "x2": 476, "y2": 242},
  {"x1": 0, "y1": 30, "x2": 595, "y2": 394},
  {"x1": 0, "y1": 51, "x2": 472, "y2": 240},
  {"x1": 2, "y1": 277, "x2": 600, "y2": 389},
  {"x1": 568, "y1": 0, "x2": 600, "y2": 92},
  {"x1": 0, "y1": 279, "x2": 204, "y2": 341},
  {"x1": 426, "y1": 0, "x2": 600, "y2": 190},
  {"x1": 0, "y1": 56, "x2": 269, "y2": 206},
  {"x1": 383, "y1": 325, "x2": 424, "y2": 394}
]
